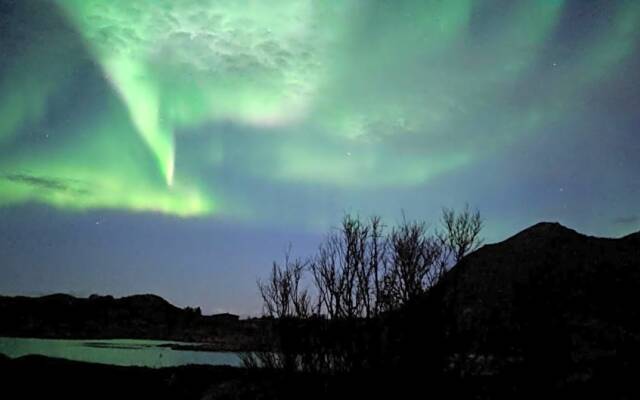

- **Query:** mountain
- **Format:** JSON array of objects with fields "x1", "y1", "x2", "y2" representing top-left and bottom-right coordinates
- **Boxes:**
[
  {"x1": 623, "y1": 230, "x2": 640, "y2": 242},
  {"x1": 416, "y1": 222, "x2": 640, "y2": 389},
  {"x1": 0, "y1": 293, "x2": 267, "y2": 349}
]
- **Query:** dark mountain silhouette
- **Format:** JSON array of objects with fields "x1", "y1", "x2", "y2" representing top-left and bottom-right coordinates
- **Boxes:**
[
  {"x1": 0, "y1": 293, "x2": 267, "y2": 350},
  {"x1": 395, "y1": 222, "x2": 640, "y2": 397},
  {"x1": 437, "y1": 222, "x2": 639, "y2": 351},
  {"x1": 623, "y1": 230, "x2": 640, "y2": 241}
]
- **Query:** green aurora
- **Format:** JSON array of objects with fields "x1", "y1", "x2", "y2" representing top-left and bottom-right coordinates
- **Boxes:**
[{"x1": 1, "y1": 0, "x2": 639, "y2": 220}]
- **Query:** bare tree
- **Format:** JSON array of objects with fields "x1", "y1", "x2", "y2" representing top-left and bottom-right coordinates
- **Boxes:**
[
  {"x1": 311, "y1": 215, "x2": 368, "y2": 319},
  {"x1": 383, "y1": 217, "x2": 444, "y2": 308},
  {"x1": 440, "y1": 204, "x2": 483, "y2": 265},
  {"x1": 310, "y1": 215, "x2": 388, "y2": 319},
  {"x1": 367, "y1": 216, "x2": 388, "y2": 316},
  {"x1": 250, "y1": 206, "x2": 484, "y2": 372},
  {"x1": 258, "y1": 249, "x2": 310, "y2": 319},
  {"x1": 251, "y1": 249, "x2": 312, "y2": 371}
]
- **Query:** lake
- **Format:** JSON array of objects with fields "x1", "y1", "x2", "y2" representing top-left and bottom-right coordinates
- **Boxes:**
[{"x1": 0, "y1": 337, "x2": 242, "y2": 368}]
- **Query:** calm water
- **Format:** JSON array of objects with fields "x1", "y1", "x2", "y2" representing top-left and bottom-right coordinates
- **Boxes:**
[{"x1": 0, "y1": 337, "x2": 242, "y2": 368}]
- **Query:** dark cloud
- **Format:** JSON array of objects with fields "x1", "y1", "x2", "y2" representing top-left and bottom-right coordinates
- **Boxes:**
[
  {"x1": 4, "y1": 173, "x2": 90, "y2": 195},
  {"x1": 613, "y1": 215, "x2": 639, "y2": 225}
]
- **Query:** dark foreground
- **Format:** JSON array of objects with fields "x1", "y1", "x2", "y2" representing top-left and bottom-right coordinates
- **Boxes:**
[
  {"x1": 0, "y1": 354, "x2": 384, "y2": 400},
  {"x1": 0, "y1": 354, "x2": 237, "y2": 400},
  {"x1": 2, "y1": 354, "x2": 640, "y2": 400}
]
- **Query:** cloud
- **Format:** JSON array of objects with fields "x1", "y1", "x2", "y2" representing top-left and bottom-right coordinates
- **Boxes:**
[
  {"x1": 613, "y1": 215, "x2": 639, "y2": 225},
  {"x1": 3, "y1": 173, "x2": 90, "y2": 195},
  {"x1": 5, "y1": 173, "x2": 68, "y2": 191}
]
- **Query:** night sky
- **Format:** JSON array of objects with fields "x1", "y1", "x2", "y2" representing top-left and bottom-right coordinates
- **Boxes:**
[{"x1": 1, "y1": 0, "x2": 639, "y2": 315}]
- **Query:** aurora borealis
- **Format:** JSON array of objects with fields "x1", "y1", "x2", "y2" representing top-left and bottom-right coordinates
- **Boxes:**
[{"x1": 1, "y1": 0, "x2": 639, "y2": 313}]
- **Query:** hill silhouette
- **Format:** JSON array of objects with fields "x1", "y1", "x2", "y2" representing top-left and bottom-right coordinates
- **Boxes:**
[
  {"x1": 0, "y1": 293, "x2": 266, "y2": 350},
  {"x1": 437, "y1": 222, "x2": 639, "y2": 351},
  {"x1": 397, "y1": 222, "x2": 640, "y2": 397}
]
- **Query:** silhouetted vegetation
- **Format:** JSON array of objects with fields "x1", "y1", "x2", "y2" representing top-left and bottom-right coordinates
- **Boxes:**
[
  {"x1": 241, "y1": 211, "x2": 640, "y2": 399},
  {"x1": 245, "y1": 206, "x2": 484, "y2": 373}
]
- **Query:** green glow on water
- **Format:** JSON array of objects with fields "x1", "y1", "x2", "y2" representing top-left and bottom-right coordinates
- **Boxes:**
[{"x1": 0, "y1": 337, "x2": 241, "y2": 368}]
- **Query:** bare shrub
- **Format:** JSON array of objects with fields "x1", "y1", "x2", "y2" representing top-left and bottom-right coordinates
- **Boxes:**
[
  {"x1": 258, "y1": 249, "x2": 310, "y2": 319},
  {"x1": 250, "y1": 206, "x2": 483, "y2": 373},
  {"x1": 440, "y1": 204, "x2": 483, "y2": 264}
]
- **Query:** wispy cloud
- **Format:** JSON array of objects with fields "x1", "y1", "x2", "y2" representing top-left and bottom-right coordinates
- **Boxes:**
[
  {"x1": 3, "y1": 173, "x2": 90, "y2": 195},
  {"x1": 613, "y1": 215, "x2": 639, "y2": 225}
]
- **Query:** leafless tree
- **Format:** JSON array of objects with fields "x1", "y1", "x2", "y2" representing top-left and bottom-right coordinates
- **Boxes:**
[
  {"x1": 310, "y1": 215, "x2": 389, "y2": 319},
  {"x1": 250, "y1": 249, "x2": 313, "y2": 371},
  {"x1": 440, "y1": 204, "x2": 483, "y2": 264},
  {"x1": 250, "y1": 206, "x2": 484, "y2": 372},
  {"x1": 311, "y1": 215, "x2": 367, "y2": 318},
  {"x1": 382, "y1": 217, "x2": 444, "y2": 308},
  {"x1": 258, "y1": 249, "x2": 311, "y2": 319},
  {"x1": 367, "y1": 216, "x2": 388, "y2": 316}
]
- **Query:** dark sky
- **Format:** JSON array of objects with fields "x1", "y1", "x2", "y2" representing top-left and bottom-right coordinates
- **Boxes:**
[{"x1": 1, "y1": 0, "x2": 639, "y2": 314}]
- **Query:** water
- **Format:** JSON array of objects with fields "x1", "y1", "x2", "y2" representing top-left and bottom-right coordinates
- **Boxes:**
[{"x1": 0, "y1": 337, "x2": 242, "y2": 368}]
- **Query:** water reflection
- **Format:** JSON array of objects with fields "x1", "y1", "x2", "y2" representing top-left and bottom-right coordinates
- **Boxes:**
[{"x1": 0, "y1": 337, "x2": 242, "y2": 368}]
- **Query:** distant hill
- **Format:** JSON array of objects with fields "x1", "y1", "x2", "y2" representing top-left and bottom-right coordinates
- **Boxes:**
[
  {"x1": 0, "y1": 293, "x2": 267, "y2": 349},
  {"x1": 404, "y1": 222, "x2": 640, "y2": 390}
]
